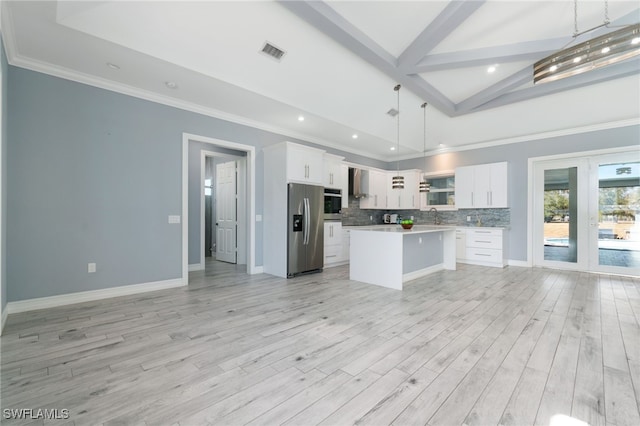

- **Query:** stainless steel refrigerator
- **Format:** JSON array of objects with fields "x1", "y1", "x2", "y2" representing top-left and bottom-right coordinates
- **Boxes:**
[{"x1": 287, "y1": 183, "x2": 324, "y2": 277}]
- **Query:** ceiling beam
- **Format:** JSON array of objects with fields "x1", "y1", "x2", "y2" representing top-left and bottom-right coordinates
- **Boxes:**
[
  {"x1": 408, "y1": 38, "x2": 569, "y2": 73},
  {"x1": 277, "y1": 0, "x2": 456, "y2": 114},
  {"x1": 456, "y1": 66, "x2": 532, "y2": 114},
  {"x1": 397, "y1": 0, "x2": 486, "y2": 70}
]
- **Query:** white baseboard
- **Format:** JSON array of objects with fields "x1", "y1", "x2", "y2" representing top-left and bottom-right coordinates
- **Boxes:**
[
  {"x1": 508, "y1": 259, "x2": 532, "y2": 267},
  {"x1": 1, "y1": 307, "x2": 8, "y2": 336},
  {"x1": 188, "y1": 263, "x2": 204, "y2": 272},
  {"x1": 403, "y1": 264, "x2": 444, "y2": 282},
  {"x1": 251, "y1": 266, "x2": 264, "y2": 275},
  {"x1": 6, "y1": 278, "x2": 186, "y2": 315}
]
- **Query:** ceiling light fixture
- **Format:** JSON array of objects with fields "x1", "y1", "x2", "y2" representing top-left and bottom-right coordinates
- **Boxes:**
[
  {"x1": 419, "y1": 102, "x2": 430, "y2": 193},
  {"x1": 390, "y1": 147, "x2": 396, "y2": 151},
  {"x1": 487, "y1": 65, "x2": 497, "y2": 73},
  {"x1": 352, "y1": 134, "x2": 358, "y2": 139},
  {"x1": 165, "y1": 81, "x2": 178, "y2": 89},
  {"x1": 298, "y1": 115, "x2": 305, "y2": 122},
  {"x1": 534, "y1": 0, "x2": 640, "y2": 84},
  {"x1": 391, "y1": 84, "x2": 404, "y2": 190}
]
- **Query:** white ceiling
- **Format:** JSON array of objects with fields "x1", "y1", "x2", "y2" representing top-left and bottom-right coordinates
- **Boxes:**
[{"x1": 2, "y1": 1, "x2": 639, "y2": 161}]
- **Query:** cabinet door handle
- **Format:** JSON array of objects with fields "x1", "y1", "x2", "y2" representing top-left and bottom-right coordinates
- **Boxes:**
[
  {"x1": 477, "y1": 240, "x2": 492, "y2": 243},
  {"x1": 471, "y1": 192, "x2": 474, "y2": 206},
  {"x1": 475, "y1": 253, "x2": 492, "y2": 257},
  {"x1": 487, "y1": 192, "x2": 490, "y2": 205},
  {"x1": 490, "y1": 191, "x2": 493, "y2": 205},
  {"x1": 374, "y1": 195, "x2": 377, "y2": 206}
]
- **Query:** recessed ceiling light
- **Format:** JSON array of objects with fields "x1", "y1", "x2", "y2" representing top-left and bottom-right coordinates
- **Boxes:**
[
  {"x1": 165, "y1": 81, "x2": 178, "y2": 89},
  {"x1": 390, "y1": 146, "x2": 396, "y2": 151},
  {"x1": 550, "y1": 65, "x2": 558, "y2": 72},
  {"x1": 487, "y1": 65, "x2": 497, "y2": 73},
  {"x1": 352, "y1": 134, "x2": 358, "y2": 139},
  {"x1": 601, "y1": 46, "x2": 611, "y2": 54},
  {"x1": 439, "y1": 143, "x2": 445, "y2": 147},
  {"x1": 106, "y1": 62, "x2": 120, "y2": 70},
  {"x1": 633, "y1": 37, "x2": 640, "y2": 45},
  {"x1": 573, "y1": 56, "x2": 582, "y2": 63},
  {"x1": 298, "y1": 115, "x2": 305, "y2": 122}
]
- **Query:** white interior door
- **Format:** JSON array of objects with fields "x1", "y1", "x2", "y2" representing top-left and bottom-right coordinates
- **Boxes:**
[{"x1": 216, "y1": 161, "x2": 237, "y2": 264}]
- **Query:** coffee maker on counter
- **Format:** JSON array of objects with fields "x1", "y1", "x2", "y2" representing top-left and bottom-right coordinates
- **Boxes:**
[{"x1": 383, "y1": 214, "x2": 398, "y2": 224}]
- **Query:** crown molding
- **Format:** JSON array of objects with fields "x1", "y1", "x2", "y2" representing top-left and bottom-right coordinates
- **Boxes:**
[{"x1": 394, "y1": 117, "x2": 640, "y2": 162}]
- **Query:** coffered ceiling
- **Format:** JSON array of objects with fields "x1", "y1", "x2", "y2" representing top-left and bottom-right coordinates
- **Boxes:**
[{"x1": 2, "y1": 1, "x2": 639, "y2": 160}]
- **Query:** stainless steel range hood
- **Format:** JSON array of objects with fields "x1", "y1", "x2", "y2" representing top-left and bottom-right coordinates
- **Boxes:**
[{"x1": 349, "y1": 168, "x2": 367, "y2": 199}]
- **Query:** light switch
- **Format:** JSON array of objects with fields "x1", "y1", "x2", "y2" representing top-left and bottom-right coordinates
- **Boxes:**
[
  {"x1": 168, "y1": 215, "x2": 181, "y2": 224},
  {"x1": 88, "y1": 263, "x2": 96, "y2": 273},
  {"x1": 256, "y1": 214, "x2": 262, "y2": 222}
]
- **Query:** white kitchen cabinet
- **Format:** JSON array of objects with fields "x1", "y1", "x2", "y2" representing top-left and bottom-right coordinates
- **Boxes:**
[
  {"x1": 285, "y1": 143, "x2": 325, "y2": 185},
  {"x1": 457, "y1": 227, "x2": 507, "y2": 267},
  {"x1": 455, "y1": 162, "x2": 508, "y2": 208},
  {"x1": 324, "y1": 222, "x2": 346, "y2": 267},
  {"x1": 341, "y1": 228, "x2": 350, "y2": 262},
  {"x1": 386, "y1": 170, "x2": 420, "y2": 210},
  {"x1": 340, "y1": 164, "x2": 349, "y2": 209},
  {"x1": 360, "y1": 169, "x2": 387, "y2": 209},
  {"x1": 323, "y1": 153, "x2": 345, "y2": 189},
  {"x1": 455, "y1": 229, "x2": 467, "y2": 261}
]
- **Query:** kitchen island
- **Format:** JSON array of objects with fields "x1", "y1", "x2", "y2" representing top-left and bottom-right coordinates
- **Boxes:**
[{"x1": 349, "y1": 225, "x2": 456, "y2": 290}]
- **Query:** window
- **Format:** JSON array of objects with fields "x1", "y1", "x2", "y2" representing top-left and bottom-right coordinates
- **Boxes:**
[{"x1": 422, "y1": 172, "x2": 455, "y2": 209}]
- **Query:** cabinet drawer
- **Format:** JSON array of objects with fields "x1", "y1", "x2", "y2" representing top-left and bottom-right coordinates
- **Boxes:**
[
  {"x1": 325, "y1": 244, "x2": 342, "y2": 261},
  {"x1": 467, "y1": 235, "x2": 502, "y2": 249},
  {"x1": 465, "y1": 248, "x2": 502, "y2": 263},
  {"x1": 468, "y1": 228, "x2": 502, "y2": 238}
]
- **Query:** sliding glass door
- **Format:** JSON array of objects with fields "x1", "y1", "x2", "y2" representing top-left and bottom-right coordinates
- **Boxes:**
[{"x1": 533, "y1": 151, "x2": 640, "y2": 276}]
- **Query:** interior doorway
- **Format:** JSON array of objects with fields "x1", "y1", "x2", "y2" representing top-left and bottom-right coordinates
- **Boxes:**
[
  {"x1": 532, "y1": 149, "x2": 640, "y2": 276},
  {"x1": 182, "y1": 133, "x2": 257, "y2": 284}
]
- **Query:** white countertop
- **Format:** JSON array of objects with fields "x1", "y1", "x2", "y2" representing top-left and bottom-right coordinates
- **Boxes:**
[
  {"x1": 349, "y1": 225, "x2": 456, "y2": 234},
  {"x1": 343, "y1": 224, "x2": 508, "y2": 230}
]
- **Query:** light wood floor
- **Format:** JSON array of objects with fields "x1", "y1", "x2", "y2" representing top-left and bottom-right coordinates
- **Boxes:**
[{"x1": 1, "y1": 261, "x2": 639, "y2": 425}]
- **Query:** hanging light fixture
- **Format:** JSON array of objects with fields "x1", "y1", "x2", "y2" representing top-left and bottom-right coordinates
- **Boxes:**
[
  {"x1": 534, "y1": 0, "x2": 640, "y2": 84},
  {"x1": 419, "y1": 102, "x2": 430, "y2": 193},
  {"x1": 391, "y1": 84, "x2": 404, "y2": 190}
]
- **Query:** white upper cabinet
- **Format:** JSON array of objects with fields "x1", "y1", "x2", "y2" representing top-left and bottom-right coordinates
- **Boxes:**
[
  {"x1": 323, "y1": 153, "x2": 345, "y2": 189},
  {"x1": 360, "y1": 169, "x2": 387, "y2": 209},
  {"x1": 387, "y1": 170, "x2": 420, "y2": 210},
  {"x1": 285, "y1": 143, "x2": 325, "y2": 185},
  {"x1": 455, "y1": 162, "x2": 508, "y2": 208},
  {"x1": 340, "y1": 164, "x2": 349, "y2": 209}
]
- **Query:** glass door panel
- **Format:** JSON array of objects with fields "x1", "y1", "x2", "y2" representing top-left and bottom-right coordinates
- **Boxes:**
[
  {"x1": 596, "y1": 161, "x2": 640, "y2": 269},
  {"x1": 543, "y1": 167, "x2": 578, "y2": 263}
]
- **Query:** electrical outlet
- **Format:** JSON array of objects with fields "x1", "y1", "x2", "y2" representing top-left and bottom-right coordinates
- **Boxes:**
[
  {"x1": 168, "y1": 215, "x2": 181, "y2": 224},
  {"x1": 467, "y1": 216, "x2": 471, "y2": 222},
  {"x1": 410, "y1": 216, "x2": 414, "y2": 220},
  {"x1": 88, "y1": 263, "x2": 96, "y2": 273},
  {"x1": 419, "y1": 237, "x2": 422, "y2": 244},
  {"x1": 370, "y1": 215, "x2": 373, "y2": 221}
]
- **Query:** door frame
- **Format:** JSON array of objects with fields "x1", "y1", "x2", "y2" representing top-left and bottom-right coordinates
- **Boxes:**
[
  {"x1": 528, "y1": 145, "x2": 639, "y2": 274},
  {"x1": 182, "y1": 133, "x2": 257, "y2": 284},
  {"x1": 200, "y1": 151, "x2": 246, "y2": 268}
]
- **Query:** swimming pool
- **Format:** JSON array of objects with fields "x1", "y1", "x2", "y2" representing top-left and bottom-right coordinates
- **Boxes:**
[{"x1": 544, "y1": 237, "x2": 569, "y2": 246}]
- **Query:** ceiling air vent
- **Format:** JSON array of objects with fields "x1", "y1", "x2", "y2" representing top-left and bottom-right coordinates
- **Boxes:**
[
  {"x1": 386, "y1": 108, "x2": 399, "y2": 117},
  {"x1": 261, "y1": 42, "x2": 286, "y2": 61}
]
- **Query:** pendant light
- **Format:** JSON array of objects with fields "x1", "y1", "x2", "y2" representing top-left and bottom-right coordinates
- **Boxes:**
[
  {"x1": 391, "y1": 84, "x2": 404, "y2": 190},
  {"x1": 419, "y1": 102, "x2": 430, "y2": 193},
  {"x1": 534, "y1": 0, "x2": 640, "y2": 84}
]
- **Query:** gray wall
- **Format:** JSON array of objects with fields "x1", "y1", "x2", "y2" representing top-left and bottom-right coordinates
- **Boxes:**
[
  {"x1": 399, "y1": 126, "x2": 640, "y2": 261},
  {"x1": 1, "y1": 37, "x2": 7, "y2": 314},
  {"x1": 6, "y1": 66, "x2": 387, "y2": 302}
]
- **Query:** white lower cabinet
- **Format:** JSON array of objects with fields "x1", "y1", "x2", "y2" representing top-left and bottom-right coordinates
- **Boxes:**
[
  {"x1": 456, "y1": 227, "x2": 507, "y2": 267},
  {"x1": 324, "y1": 222, "x2": 348, "y2": 267}
]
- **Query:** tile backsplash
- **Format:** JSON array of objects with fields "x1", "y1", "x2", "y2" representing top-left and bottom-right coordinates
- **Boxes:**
[{"x1": 341, "y1": 196, "x2": 510, "y2": 227}]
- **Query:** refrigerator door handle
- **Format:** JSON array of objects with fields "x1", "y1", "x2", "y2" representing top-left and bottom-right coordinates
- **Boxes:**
[{"x1": 303, "y1": 197, "x2": 310, "y2": 245}]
